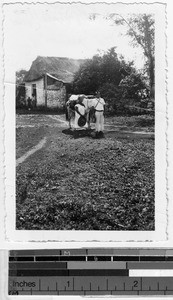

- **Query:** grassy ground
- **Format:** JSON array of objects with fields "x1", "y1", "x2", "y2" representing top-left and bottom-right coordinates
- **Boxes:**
[
  {"x1": 105, "y1": 115, "x2": 154, "y2": 132},
  {"x1": 16, "y1": 114, "x2": 154, "y2": 230}
]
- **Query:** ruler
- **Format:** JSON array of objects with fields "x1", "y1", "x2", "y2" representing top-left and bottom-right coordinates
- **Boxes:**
[{"x1": 8, "y1": 248, "x2": 173, "y2": 296}]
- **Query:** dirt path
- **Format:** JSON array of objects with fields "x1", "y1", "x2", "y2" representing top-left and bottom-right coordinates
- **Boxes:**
[
  {"x1": 16, "y1": 114, "x2": 154, "y2": 230},
  {"x1": 16, "y1": 114, "x2": 154, "y2": 136},
  {"x1": 47, "y1": 115, "x2": 69, "y2": 126},
  {"x1": 48, "y1": 115, "x2": 154, "y2": 136},
  {"x1": 16, "y1": 137, "x2": 47, "y2": 167},
  {"x1": 16, "y1": 114, "x2": 154, "y2": 165}
]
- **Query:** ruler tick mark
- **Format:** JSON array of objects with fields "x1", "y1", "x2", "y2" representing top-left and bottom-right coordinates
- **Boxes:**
[
  {"x1": 141, "y1": 277, "x2": 142, "y2": 291},
  {"x1": 9, "y1": 248, "x2": 173, "y2": 296}
]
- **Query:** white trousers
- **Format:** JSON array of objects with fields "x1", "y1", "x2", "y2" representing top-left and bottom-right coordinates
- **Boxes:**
[{"x1": 95, "y1": 111, "x2": 104, "y2": 132}]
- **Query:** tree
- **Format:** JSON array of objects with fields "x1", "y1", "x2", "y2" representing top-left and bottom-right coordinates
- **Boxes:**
[
  {"x1": 72, "y1": 55, "x2": 102, "y2": 94},
  {"x1": 72, "y1": 47, "x2": 134, "y2": 95},
  {"x1": 72, "y1": 47, "x2": 148, "y2": 115},
  {"x1": 16, "y1": 69, "x2": 27, "y2": 84},
  {"x1": 16, "y1": 69, "x2": 27, "y2": 108},
  {"x1": 119, "y1": 72, "x2": 148, "y2": 99},
  {"x1": 107, "y1": 13, "x2": 155, "y2": 98}
]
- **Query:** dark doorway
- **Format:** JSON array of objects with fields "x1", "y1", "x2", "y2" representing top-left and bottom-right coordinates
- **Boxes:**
[{"x1": 32, "y1": 84, "x2": 37, "y2": 107}]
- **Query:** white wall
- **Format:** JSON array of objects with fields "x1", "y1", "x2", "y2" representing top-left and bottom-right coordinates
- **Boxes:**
[
  {"x1": 25, "y1": 78, "x2": 66, "y2": 108},
  {"x1": 25, "y1": 78, "x2": 45, "y2": 106}
]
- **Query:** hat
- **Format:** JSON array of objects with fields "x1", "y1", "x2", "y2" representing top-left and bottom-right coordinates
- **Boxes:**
[{"x1": 78, "y1": 116, "x2": 86, "y2": 127}]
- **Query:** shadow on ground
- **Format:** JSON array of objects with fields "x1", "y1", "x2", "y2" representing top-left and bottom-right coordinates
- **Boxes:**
[
  {"x1": 62, "y1": 128, "x2": 95, "y2": 139},
  {"x1": 62, "y1": 128, "x2": 154, "y2": 140}
]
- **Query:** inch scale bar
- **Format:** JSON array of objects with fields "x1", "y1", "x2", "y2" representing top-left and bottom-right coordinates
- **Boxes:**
[{"x1": 8, "y1": 248, "x2": 173, "y2": 296}]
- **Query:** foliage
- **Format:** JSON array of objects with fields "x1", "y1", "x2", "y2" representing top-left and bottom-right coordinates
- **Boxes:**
[
  {"x1": 72, "y1": 47, "x2": 150, "y2": 115},
  {"x1": 107, "y1": 14, "x2": 155, "y2": 96},
  {"x1": 99, "y1": 83, "x2": 120, "y2": 115},
  {"x1": 72, "y1": 47, "x2": 134, "y2": 95},
  {"x1": 16, "y1": 69, "x2": 28, "y2": 84},
  {"x1": 16, "y1": 69, "x2": 27, "y2": 108},
  {"x1": 119, "y1": 72, "x2": 148, "y2": 99}
]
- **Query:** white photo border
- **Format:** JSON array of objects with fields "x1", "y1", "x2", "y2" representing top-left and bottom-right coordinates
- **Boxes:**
[{"x1": 2, "y1": 1, "x2": 167, "y2": 242}]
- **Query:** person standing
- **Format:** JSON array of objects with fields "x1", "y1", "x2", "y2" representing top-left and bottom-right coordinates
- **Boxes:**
[
  {"x1": 27, "y1": 97, "x2": 32, "y2": 111},
  {"x1": 31, "y1": 94, "x2": 36, "y2": 108},
  {"x1": 93, "y1": 92, "x2": 105, "y2": 138}
]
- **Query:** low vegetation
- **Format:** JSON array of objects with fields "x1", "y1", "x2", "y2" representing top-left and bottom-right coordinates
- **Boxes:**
[{"x1": 16, "y1": 114, "x2": 154, "y2": 230}]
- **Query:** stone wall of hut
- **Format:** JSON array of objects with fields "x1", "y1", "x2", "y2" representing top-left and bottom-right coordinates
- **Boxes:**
[{"x1": 47, "y1": 86, "x2": 66, "y2": 108}]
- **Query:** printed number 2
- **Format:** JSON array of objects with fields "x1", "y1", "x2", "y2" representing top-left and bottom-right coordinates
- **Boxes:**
[{"x1": 133, "y1": 281, "x2": 138, "y2": 288}]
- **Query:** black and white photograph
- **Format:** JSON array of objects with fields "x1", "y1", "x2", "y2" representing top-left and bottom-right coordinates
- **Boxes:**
[{"x1": 2, "y1": 2, "x2": 167, "y2": 240}]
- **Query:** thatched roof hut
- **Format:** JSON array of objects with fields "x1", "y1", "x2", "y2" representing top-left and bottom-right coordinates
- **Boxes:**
[
  {"x1": 24, "y1": 56, "x2": 85, "y2": 83},
  {"x1": 23, "y1": 56, "x2": 86, "y2": 109}
]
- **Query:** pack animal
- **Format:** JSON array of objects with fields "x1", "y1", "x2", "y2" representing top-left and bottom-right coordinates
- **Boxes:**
[{"x1": 66, "y1": 95, "x2": 95, "y2": 129}]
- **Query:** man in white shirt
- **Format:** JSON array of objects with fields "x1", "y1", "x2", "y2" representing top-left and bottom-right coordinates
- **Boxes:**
[{"x1": 92, "y1": 92, "x2": 105, "y2": 137}]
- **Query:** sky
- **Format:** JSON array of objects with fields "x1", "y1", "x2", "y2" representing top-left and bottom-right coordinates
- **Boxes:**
[{"x1": 3, "y1": 3, "x2": 147, "y2": 73}]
